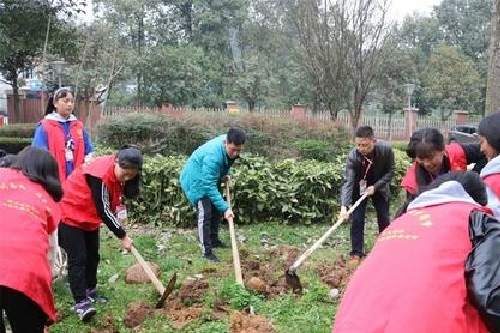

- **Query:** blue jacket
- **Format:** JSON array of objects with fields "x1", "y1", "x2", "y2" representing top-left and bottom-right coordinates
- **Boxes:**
[{"x1": 180, "y1": 134, "x2": 233, "y2": 212}]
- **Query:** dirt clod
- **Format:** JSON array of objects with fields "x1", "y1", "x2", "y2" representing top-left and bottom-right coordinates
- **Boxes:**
[
  {"x1": 178, "y1": 279, "x2": 210, "y2": 305},
  {"x1": 124, "y1": 301, "x2": 153, "y2": 328},
  {"x1": 316, "y1": 256, "x2": 357, "y2": 290},
  {"x1": 246, "y1": 277, "x2": 267, "y2": 293},
  {"x1": 162, "y1": 300, "x2": 204, "y2": 330},
  {"x1": 230, "y1": 311, "x2": 275, "y2": 333},
  {"x1": 125, "y1": 262, "x2": 161, "y2": 284}
]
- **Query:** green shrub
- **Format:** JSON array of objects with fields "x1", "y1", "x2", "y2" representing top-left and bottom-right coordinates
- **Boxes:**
[
  {"x1": 391, "y1": 141, "x2": 408, "y2": 152},
  {"x1": 127, "y1": 151, "x2": 410, "y2": 227},
  {"x1": 96, "y1": 113, "x2": 350, "y2": 160},
  {"x1": 294, "y1": 139, "x2": 336, "y2": 162},
  {"x1": 0, "y1": 123, "x2": 37, "y2": 138},
  {"x1": 0, "y1": 137, "x2": 32, "y2": 154}
]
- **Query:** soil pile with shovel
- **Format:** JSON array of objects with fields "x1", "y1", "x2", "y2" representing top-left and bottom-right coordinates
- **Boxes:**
[
  {"x1": 240, "y1": 246, "x2": 301, "y2": 298},
  {"x1": 123, "y1": 277, "x2": 211, "y2": 329}
]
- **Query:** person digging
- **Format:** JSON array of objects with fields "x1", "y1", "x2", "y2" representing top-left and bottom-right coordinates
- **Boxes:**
[
  {"x1": 179, "y1": 127, "x2": 246, "y2": 262},
  {"x1": 340, "y1": 126, "x2": 395, "y2": 265}
]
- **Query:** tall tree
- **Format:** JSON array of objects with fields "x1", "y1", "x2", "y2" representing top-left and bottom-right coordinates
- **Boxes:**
[
  {"x1": 486, "y1": 0, "x2": 500, "y2": 115},
  {"x1": 421, "y1": 44, "x2": 481, "y2": 119},
  {"x1": 0, "y1": 0, "x2": 83, "y2": 121}
]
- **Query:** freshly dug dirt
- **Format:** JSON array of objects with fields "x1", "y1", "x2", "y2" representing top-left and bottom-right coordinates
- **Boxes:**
[
  {"x1": 316, "y1": 256, "x2": 357, "y2": 289},
  {"x1": 178, "y1": 278, "x2": 210, "y2": 305},
  {"x1": 124, "y1": 301, "x2": 153, "y2": 328},
  {"x1": 239, "y1": 246, "x2": 302, "y2": 298},
  {"x1": 161, "y1": 300, "x2": 205, "y2": 330},
  {"x1": 230, "y1": 311, "x2": 276, "y2": 333},
  {"x1": 89, "y1": 311, "x2": 119, "y2": 333}
]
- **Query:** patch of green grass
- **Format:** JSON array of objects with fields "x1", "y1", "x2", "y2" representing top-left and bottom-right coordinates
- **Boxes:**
[{"x1": 49, "y1": 215, "x2": 387, "y2": 333}]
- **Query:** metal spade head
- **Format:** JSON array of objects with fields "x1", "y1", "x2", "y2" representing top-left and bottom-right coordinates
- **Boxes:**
[
  {"x1": 285, "y1": 269, "x2": 302, "y2": 295},
  {"x1": 155, "y1": 272, "x2": 177, "y2": 309}
]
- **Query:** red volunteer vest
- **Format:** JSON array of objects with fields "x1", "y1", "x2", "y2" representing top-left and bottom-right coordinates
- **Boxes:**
[
  {"x1": 0, "y1": 169, "x2": 61, "y2": 324},
  {"x1": 401, "y1": 143, "x2": 467, "y2": 194},
  {"x1": 60, "y1": 155, "x2": 122, "y2": 231},
  {"x1": 332, "y1": 202, "x2": 489, "y2": 333},
  {"x1": 483, "y1": 173, "x2": 500, "y2": 200},
  {"x1": 41, "y1": 119, "x2": 85, "y2": 180}
]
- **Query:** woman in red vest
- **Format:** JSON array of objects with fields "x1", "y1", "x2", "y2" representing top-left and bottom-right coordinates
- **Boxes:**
[
  {"x1": 32, "y1": 87, "x2": 93, "y2": 181},
  {"x1": 58, "y1": 145, "x2": 142, "y2": 321},
  {"x1": 0, "y1": 147, "x2": 63, "y2": 333},
  {"x1": 396, "y1": 128, "x2": 485, "y2": 217},
  {"x1": 332, "y1": 171, "x2": 497, "y2": 333}
]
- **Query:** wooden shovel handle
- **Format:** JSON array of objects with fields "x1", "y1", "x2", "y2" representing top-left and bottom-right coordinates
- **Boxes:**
[
  {"x1": 288, "y1": 193, "x2": 369, "y2": 272},
  {"x1": 225, "y1": 182, "x2": 244, "y2": 286},
  {"x1": 130, "y1": 246, "x2": 165, "y2": 294}
]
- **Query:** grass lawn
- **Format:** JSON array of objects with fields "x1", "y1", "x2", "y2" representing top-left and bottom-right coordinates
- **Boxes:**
[{"x1": 48, "y1": 219, "x2": 383, "y2": 333}]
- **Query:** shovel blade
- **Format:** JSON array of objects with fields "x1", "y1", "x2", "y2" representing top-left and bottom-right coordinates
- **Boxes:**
[
  {"x1": 285, "y1": 269, "x2": 302, "y2": 294},
  {"x1": 155, "y1": 272, "x2": 177, "y2": 309}
]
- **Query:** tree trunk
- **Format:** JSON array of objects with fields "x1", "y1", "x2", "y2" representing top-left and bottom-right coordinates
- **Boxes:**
[
  {"x1": 247, "y1": 98, "x2": 255, "y2": 112},
  {"x1": 486, "y1": 0, "x2": 500, "y2": 115},
  {"x1": 10, "y1": 71, "x2": 20, "y2": 123},
  {"x1": 327, "y1": 99, "x2": 338, "y2": 120}
]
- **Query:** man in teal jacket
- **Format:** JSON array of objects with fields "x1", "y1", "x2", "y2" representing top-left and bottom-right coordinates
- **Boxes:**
[{"x1": 180, "y1": 127, "x2": 246, "y2": 262}]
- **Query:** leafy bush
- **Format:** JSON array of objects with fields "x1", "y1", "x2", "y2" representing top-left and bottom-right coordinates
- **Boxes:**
[
  {"x1": 0, "y1": 123, "x2": 37, "y2": 138},
  {"x1": 127, "y1": 150, "x2": 410, "y2": 227},
  {"x1": 294, "y1": 139, "x2": 336, "y2": 162},
  {"x1": 96, "y1": 113, "x2": 349, "y2": 160},
  {"x1": 0, "y1": 137, "x2": 32, "y2": 154}
]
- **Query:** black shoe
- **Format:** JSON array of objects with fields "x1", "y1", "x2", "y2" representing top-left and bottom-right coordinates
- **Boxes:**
[
  {"x1": 212, "y1": 240, "x2": 228, "y2": 248},
  {"x1": 203, "y1": 253, "x2": 220, "y2": 262}
]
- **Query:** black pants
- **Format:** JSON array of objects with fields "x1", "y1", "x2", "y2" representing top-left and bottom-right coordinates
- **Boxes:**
[
  {"x1": 0, "y1": 286, "x2": 47, "y2": 333},
  {"x1": 59, "y1": 223, "x2": 100, "y2": 303},
  {"x1": 196, "y1": 197, "x2": 222, "y2": 255},
  {"x1": 350, "y1": 192, "x2": 390, "y2": 256}
]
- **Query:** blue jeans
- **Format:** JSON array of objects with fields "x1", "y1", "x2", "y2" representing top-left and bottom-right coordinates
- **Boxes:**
[{"x1": 350, "y1": 192, "x2": 390, "y2": 256}]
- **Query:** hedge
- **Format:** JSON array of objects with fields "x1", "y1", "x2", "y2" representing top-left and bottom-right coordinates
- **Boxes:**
[
  {"x1": 0, "y1": 123, "x2": 37, "y2": 138},
  {"x1": 0, "y1": 137, "x2": 32, "y2": 154},
  {"x1": 126, "y1": 149, "x2": 411, "y2": 227},
  {"x1": 96, "y1": 113, "x2": 350, "y2": 162}
]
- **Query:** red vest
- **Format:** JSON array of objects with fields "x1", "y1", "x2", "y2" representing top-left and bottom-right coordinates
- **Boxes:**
[
  {"x1": 332, "y1": 202, "x2": 489, "y2": 333},
  {"x1": 60, "y1": 155, "x2": 122, "y2": 231},
  {"x1": 41, "y1": 119, "x2": 85, "y2": 180},
  {"x1": 0, "y1": 169, "x2": 61, "y2": 324},
  {"x1": 401, "y1": 143, "x2": 467, "y2": 194},
  {"x1": 483, "y1": 174, "x2": 500, "y2": 200}
]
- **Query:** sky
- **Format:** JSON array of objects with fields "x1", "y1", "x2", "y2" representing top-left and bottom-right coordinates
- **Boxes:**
[
  {"x1": 389, "y1": 0, "x2": 443, "y2": 21},
  {"x1": 80, "y1": 0, "x2": 443, "y2": 24}
]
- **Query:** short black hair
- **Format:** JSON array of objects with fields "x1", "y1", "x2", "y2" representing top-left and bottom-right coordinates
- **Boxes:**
[
  {"x1": 419, "y1": 171, "x2": 487, "y2": 206},
  {"x1": 227, "y1": 127, "x2": 246, "y2": 145},
  {"x1": 11, "y1": 147, "x2": 63, "y2": 202},
  {"x1": 116, "y1": 144, "x2": 143, "y2": 170},
  {"x1": 117, "y1": 144, "x2": 143, "y2": 199},
  {"x1": 355, "y1": 126, "x2": 374, "y2": 139},
  {"x1": 412, "y1": 128, "x2": 445, "y2": 159},
  {"x1": 479, "y1": 113, "x2": 500, "y2": 153}
]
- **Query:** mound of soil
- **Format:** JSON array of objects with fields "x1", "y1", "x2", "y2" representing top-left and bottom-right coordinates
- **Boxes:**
[
  {"x1": 90, "y1": 311, "x2": 119, "y2": 333},
  {"x1": 239, "y1": 246, "x2": 302, "y2": 298},
  {"x1": 316, "y1": 256, "x2": 357, "y2": 289},
  {"x1": 178, "y1": 278, "x2": 210, "y2": 305},
  {"x1": 161, "y1": 300, "x2": 205, "y2": 330},
  {"x1": 125, "y1": 262, "x2": 161, "y2": 284},
  {"x1": 124, "y1": 301, "x2": 153, "y2": 328},
  {"x1": 230, "y1": 311, "x2": 276, "y2": 333}
]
